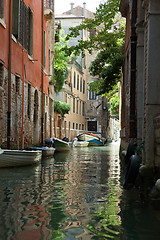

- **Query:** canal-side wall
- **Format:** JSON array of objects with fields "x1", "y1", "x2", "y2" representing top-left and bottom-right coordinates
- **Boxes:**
[
  {"x1": 0, "y1": 1, "x2": 55, "y2": 148},
  {"x1": 0, "y1": 66, "x2": 54, "y2": 148}
]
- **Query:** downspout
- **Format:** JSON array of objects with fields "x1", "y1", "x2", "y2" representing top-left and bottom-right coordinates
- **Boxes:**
[
  {"x1": 7, "y1": 0, "x2": 13, "y2": 149},
  {"x1": 21, "y1": 44, "x2": 24, "y2": 149},
  {"x1": 41, "y1": 0, "x2": 44, "y2": 144},
  {"x1": 129, "y1": 0, "x2": 137, "y2": 138}
]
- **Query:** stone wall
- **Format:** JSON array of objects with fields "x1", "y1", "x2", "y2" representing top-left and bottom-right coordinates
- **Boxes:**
[{"x1": 0, "y1": 65, "x2": 54, "y2": 148}]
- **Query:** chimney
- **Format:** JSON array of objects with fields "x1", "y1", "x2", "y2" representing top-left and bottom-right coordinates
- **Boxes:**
[
  {"x1": 83, "y1": 2, "x2": 86, "y2": 17},
  {"x1": 70, "y1": 2, "x2": 74, "y2": 14}
]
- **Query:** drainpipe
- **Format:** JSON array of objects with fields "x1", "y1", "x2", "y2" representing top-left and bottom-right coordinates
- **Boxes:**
[
  {"x1": 7, "y1": 0, "x2": 13, "y2": 149},
  {"x1": 129, "y1": 0, "x2": 137, "y2": 138},
  {"x1": 41, "y1": 0, "x2": 44, "y2": 144},
  {"x1": 21, "y1": 44, "x2": 24, "y2": 149}
]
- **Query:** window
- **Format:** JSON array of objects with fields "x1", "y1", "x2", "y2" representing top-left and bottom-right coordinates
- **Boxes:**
[
  {"x1": 80, "y1": 77, "x2": 82, "y2": 92},
  {"x1": 12, "y1": 1, "x2": 33, "y2": 54},
  {"x1": 49, "y1": 49, "x2": 51, "y2": 75},
  {"x1": 74, "y1": 72, "x2": 76, "y2": 88},
  {"x1": 89, "y1": 91, "x2": 96, "y2": 100},
  {"x1": 76, "y1": 123, "x2": 78, "y2": 129},
  {"x1": 79, "y1": 100, "x2": 81, "y2": 115},
  {"x1": 12, "y1": 0, "x2": 19, "y2": 39},
  {"x1": 83, "y1": 57, "x2": 86, "y2": 69},
  {"x1": 57, "y1": 116, "x2": 61, "y2": 127},
  {"x1": 65, "y1": 93, "x2": 67, "y2": 103},
  {"x1": 28, "y1": 83, "x2": 31, "y2": 119},
  {"x1": 76, "y1": 99, "x2": 79, "y2": 114},
  {"x1": 79, "y1": 124, "x2": 81, "y2": 130},
  {"x1": 0, "y1": 63, "x2": 4, "y2": 87},
  {"x1": 44, "y1": 30, "x2": 46, "y2": 69},
  {"x1": 28, "y1": 7, "x2": 33, "y2": 56},
  {"x1": 73, "y1": 97, "x2": 75, "y2": 113},
  {"x1": 64, "y1": 121, "x2": 67, "y2": 135},
  {"x1": 73, "y1": 122, "x2": 75, "y2": 129},
  {"x1": 83, "y1": 79, "x2": 85, "y2": 94},
  {"x1": 15, "y1": 75, "x2": 20, "y2": 94},
  {"x1": 77, "y1": 74, "x2": 79, "y2": 90},
  {"x1": 82, "y1": 102, "x2": 85, "y2": 116},
  {"x1": 46, "y1": 96, "x2": 48, "y2": 106},
  {"x1": 0, "y1": 0, "x2": 5, "y2": 20},
  {"x1": 82, "y1": 124, "x2": 84, "y2": 130}
]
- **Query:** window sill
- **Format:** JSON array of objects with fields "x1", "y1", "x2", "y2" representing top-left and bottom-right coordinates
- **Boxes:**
[
  {"x1": 0, "y1": 18, "x2": 6, "y2": 29},
  {"x1": 12, "y1": 34, "x2": 17, "y2": 43}
]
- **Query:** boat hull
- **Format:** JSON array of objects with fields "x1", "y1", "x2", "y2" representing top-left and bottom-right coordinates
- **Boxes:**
[
  {"x1": 54, "y1": 138, "x2": 70, "y2": 152},
  {"x1": 88, "y1": 139, "x2": 104, "y2": 146},
  {"x1": 0, "y1": 150, "x2": 42, "y2": 168},
  {"x1": 73, "y1": 141, "x2": 89, "y2": 147},
  {"x1": 77, "y1": 133, "x2": 104, "y2": 146},
  {"x1": 29, "y1": 147, "x2": 55, "y2": 157}
]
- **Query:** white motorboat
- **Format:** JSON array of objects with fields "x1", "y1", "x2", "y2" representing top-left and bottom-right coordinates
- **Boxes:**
[{"x1": 72, "y1": 138, "x2": 89, "y2": 147}]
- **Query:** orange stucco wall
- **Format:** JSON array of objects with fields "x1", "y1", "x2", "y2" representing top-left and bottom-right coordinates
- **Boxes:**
[{"x1": 0, "y1": 0, "x2": 50, "y2": 95}]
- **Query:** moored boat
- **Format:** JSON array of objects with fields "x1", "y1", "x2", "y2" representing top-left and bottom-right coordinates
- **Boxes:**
[
  {"x1": 0, "y1": 149, "x2": 42, "y2": 168},
  {"x1": 29, "y1": 146, "x2": 55, "y2": 158},
  {"x1": 54, "y1": 138, "x2": 70, "y2": 152},
  {"x1": 72, "y1": 138, "x2": 89, "y2": 147},
  {"x1": 76, "y1": 132, "x2": 105, "y2": 146}
]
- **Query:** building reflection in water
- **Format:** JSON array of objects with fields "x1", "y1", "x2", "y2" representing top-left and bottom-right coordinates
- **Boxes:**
[
  {"x1": 0, "y1": 156, "x2": 68, "y2": 240},
  {"x1": 0, "y1": 163, "x2": 52, "y2": 240},
  {"x1": 59, "y1": 143, "x2": 122, "y2": 239},
  {"x1": 0, "y1": 142, "x2": 123, "y2": 240}
]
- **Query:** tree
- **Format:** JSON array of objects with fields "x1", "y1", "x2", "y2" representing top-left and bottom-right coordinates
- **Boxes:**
[
  {"x1": 52, "y1": 31, "x2": 70, "y2": 93},
  {"x1": 63, "y1": 0, "x2": 125, "y2": 95},
  {"x1": 107, "y1": 82, "x2": 120, "y2": 116},
  {"x1": 54, "y1": 100, "x2": 70, "y2": 117}
]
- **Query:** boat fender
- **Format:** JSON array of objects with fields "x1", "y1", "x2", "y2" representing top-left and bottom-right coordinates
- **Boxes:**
[
  {"x1": 125, "y1": 140, "x2": 137, "y2": 165},
  {"x1": 123, "y1": 154, "x2": 141, "y2": 190}
]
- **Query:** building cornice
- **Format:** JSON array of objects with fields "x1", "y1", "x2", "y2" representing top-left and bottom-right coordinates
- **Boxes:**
[{"x1": 119, "y1": 0, "x2": 129, "y2": 17}]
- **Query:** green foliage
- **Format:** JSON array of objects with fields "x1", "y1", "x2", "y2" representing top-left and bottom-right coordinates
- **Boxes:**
[
  {"x1": 107, "y1": 82, "x2": 120, "y2": 116},
  {"x1": 52, "y1": 30, "x2": 70, "y2": 93},
  {"x1": 63, "y1": 0, "x2": 125, "y2": 94},
  {"x1": 54, "y1": 100, "x2": 70, "y2": 116}
]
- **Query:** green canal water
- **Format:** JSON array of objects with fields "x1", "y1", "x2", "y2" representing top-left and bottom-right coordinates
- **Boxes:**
[{"x1": 0, "y1": 141, "x2": 160, "y2": 239}]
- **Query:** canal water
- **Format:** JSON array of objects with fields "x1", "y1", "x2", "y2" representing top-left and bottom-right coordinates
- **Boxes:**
[{"x1": 1, "y1": 141, "x2": 160, "y2": 240}]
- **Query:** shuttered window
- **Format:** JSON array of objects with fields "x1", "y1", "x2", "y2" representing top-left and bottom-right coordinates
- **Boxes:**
[
  {"x1": 12, "y1": 0, "x2": 33, "y2": 55},
  {"x1": 80, "y1": 77, "x2": 82, "y2": 92},
  {"x1": 74, "y1": 72, "x2": 76, "y2": 88},
  {"x1": 0, "y1": 0, "x2": 5, "y2": 20}
]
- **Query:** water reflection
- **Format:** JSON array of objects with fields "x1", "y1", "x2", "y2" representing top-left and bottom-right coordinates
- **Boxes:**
[
  {"x1": 0, "y1": 164, "x2": 51, "y2": 240},
  {"x1": 1, "y1": 142, "x2": 160, "y2": 239},
  {"x1": 86, "y1": 142, "x2": 122, "y2": 240}
]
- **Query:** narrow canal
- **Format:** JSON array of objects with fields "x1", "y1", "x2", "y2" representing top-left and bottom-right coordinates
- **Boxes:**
[{"x1": 0, "y1": 142, "x2": 160, "y2": 240}]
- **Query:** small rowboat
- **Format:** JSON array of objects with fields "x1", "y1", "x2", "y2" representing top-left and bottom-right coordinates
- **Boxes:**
[{"x1": 0, "y1": 149, "x2": 42, "y2": 168}]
